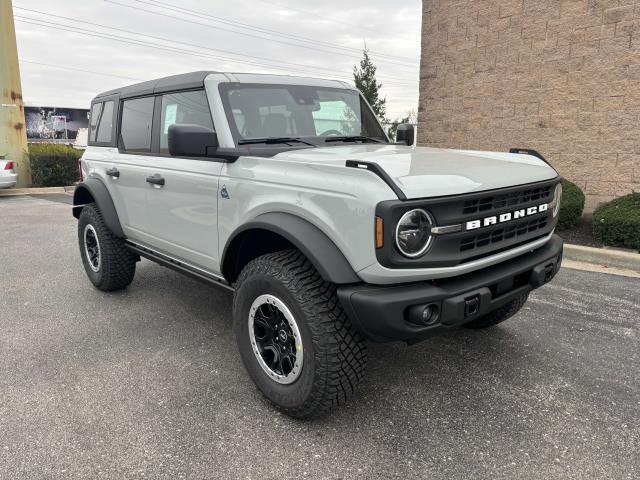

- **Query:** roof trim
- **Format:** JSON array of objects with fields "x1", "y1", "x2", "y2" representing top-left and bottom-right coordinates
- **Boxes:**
[
  {"x1": 92, "y1": 71, "x2": 355, "y2": 103},
  {"x1": 93, "y1": 71, "x2": 217, "y2": 101}
]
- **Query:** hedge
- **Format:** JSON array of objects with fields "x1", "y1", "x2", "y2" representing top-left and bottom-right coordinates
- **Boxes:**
[
  {"x1": 29, "y1": 143, "x2": 82, "y2": 187},
  {"x1": 592, "y1": 192, "x2": 640, "y2": 251},
  {"x1": 557, "y1": 179, "x2": 585, "y2": 230}
]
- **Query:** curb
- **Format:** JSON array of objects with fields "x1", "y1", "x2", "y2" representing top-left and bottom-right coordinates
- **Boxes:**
[
  {"x1": 562, "y1": 259, "x2": 640, "y2": 278},
  {"x1": 564, "y1": 243, "x2": 640, "y2": 273},
  {"x1": 0, "y1": 186, "x2": 75, "y2": 196}
]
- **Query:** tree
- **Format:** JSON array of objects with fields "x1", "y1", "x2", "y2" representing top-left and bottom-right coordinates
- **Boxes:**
[{"x1": 353, "y1": 47, "x2": 386, "y2": 121}]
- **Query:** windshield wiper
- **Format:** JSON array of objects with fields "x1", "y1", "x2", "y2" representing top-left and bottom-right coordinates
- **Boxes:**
[
  {"x1": 237, "y1": 137, "x2": 316, "y2": 146},
  {"x1": 324, "y1": 135, "x2": 384, "y2": 144}
]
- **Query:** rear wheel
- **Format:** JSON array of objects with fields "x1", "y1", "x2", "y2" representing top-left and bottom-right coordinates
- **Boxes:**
[
  {"x1": 78, "y1": 203, "x2": 137, "y2": 291},
  {"x1": 463, "y1": 293, "x2": 529, "y2": 329},
  {"x1": 233, "y1": 250, "x2": 367, "y2": 419}
]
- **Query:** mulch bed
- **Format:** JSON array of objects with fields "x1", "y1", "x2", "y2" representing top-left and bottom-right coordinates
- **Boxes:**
[{"x1": 557, "y1": 214, "x2": 604, "y2": 248}]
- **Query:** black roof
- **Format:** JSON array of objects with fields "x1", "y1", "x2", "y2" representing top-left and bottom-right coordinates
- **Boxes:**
[{"x1": 93, "y1": 71, "x2": 217, "y2": 101}]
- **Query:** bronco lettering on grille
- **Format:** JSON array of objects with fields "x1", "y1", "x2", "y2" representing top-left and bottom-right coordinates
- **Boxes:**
[{"x1": 465, "y1": 203, "x2": 548, "y2": 231}]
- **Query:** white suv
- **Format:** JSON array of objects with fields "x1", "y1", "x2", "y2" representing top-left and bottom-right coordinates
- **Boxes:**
[{"x1": 74, "y1": 71, "x2": 563, "y2": 418}]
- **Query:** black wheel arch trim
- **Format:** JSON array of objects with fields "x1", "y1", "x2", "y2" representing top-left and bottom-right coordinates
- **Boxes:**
[
  {"x1": 72, "y1": 178, "x2": 125, "y2": 238},
  {"x1": 221, "y1": 212, "x2": 361, "y2": 285}
]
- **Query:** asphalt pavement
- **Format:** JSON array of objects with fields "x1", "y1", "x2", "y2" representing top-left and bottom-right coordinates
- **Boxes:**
[{"x1": 0, "y1": 194, "x2": 638, "y2": 479}]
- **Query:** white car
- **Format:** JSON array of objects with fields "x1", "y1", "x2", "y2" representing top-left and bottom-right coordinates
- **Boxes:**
[
  {"x1": 73, "y1": 72, "x2": 563, "y2": 418},
  {"x1": 0, "y1": 159, "x2": 18, "y2": 189}
]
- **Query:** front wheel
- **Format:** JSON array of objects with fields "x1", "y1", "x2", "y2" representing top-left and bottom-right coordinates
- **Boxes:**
[{"x1": 233, "y1": 250, "x2": 367, "y2": 419}]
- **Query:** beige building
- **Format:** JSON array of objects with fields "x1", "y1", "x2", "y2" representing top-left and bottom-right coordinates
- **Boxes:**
[{"x1": 417, "y1": 0, "x2": 640, "y2": 210}]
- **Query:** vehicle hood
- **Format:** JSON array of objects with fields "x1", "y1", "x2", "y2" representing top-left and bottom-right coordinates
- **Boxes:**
[{"x1": 275, "y1": 145, "x2": 558, "y2": 199}]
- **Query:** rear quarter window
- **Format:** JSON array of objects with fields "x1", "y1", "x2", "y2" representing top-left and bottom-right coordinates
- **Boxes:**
[
  {"x1": 89, "y1": 103, "x2": 102, "y2": 142},
  {"x1": 96, "y1": 101, "x2": 114, "y2": 143}
]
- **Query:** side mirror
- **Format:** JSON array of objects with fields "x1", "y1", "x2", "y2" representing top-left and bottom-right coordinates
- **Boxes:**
[
  {"x1": 396, "y1": 123, "x2": 414, "y2": 146},
  {"x1": 168, "y1": 124, "x2": 218, "y2": 157}
]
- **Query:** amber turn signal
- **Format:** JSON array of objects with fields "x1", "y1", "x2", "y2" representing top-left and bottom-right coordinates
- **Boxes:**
[{"x1": 375, "y1": 216, "x2": 384, "y2": 248}]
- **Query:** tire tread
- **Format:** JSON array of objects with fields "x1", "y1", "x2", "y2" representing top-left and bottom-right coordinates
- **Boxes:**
[
  {"x1": 78, "y1": 203, "x2": 136, "y2": 291},
  {"x1": 234, "y1": 249, "x2": 367, "y2": 418}
]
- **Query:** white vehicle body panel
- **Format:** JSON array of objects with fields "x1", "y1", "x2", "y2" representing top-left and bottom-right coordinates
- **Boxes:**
[
  {"x1": 143, "y1": 158, "x2": 223, "y2": 271},
  {"x1": 273, "y1": 145, "x2": 557, "y2": 199},
  {"x1": 218, "y1": 156, "x2": 393, "y2": 275},
  {"x1": 0, "y1": 159, "x2": 18, "y2": 188}
]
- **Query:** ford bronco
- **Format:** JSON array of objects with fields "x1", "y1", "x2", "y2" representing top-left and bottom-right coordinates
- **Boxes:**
[{"x1": 74, "y1": 71, "x2": 563, "y2": 418}]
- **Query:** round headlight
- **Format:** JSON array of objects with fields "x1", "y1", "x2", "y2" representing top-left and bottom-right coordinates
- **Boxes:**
[
  {"x1": 552, "y1": 183, "x2": 563, "y2": 217},
  {"x1": 395, "y1": 209, "x2": 434, "y2": 258}
]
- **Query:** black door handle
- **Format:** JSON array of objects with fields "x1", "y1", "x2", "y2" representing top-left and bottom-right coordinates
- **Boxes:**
[
  {"x1": 146, "y1": 174, "x2": 165, "y2": 186},
  {"x1": 106, "y1": 167, "x2": 120, "y2": 178}
]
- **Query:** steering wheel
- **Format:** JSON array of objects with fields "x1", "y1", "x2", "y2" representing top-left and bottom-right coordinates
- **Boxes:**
[{"x1": 319, "y1": 129, "x2": 343, "y2": 137}]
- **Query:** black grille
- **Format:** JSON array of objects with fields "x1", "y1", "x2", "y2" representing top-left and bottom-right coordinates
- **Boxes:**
[
  {"x1": 374, "y1": 178, "x2": 560, "y2": 270},
  {"x1": 462, "y1": 185, "x2": 553, "y2": 215},
  {"x1": 460, "y1": 216, "x2": 549, "y2": 252}
]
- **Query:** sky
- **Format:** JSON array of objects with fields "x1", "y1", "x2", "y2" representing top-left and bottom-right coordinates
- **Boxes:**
[{"x1": 12, "y1": 0, "x2": 422, "y2": 120}]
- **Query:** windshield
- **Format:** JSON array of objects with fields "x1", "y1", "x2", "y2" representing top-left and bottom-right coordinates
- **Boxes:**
[{"x1": 219, "y1": 83, "x2": 387, "y2": 144}]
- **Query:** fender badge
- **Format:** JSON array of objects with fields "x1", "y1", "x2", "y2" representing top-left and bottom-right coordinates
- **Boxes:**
[{"x1": 220, "y1": 185, "x2": 230, "y2": 199}]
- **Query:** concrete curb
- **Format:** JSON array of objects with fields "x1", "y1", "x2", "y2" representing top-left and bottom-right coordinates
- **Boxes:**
[
  {"x1": 562, "y1": 259, "x2": 640, "y2": 278},
  {"x1": 0, "y1": 186, "x2": 75, "y2": 196},
  {"x1": 564, "y1": 243, "x2": 640, "y2": 273}
]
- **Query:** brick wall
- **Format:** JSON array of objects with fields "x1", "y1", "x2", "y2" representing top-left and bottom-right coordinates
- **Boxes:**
[{"x1": 417, "y1": 0, "x2": 640, "y2": 210}]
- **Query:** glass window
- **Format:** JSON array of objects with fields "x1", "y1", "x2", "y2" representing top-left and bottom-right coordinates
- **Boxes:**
[
  {"x1": 89, "y1": 102, "x2": 102, "y2": 142},
  {"x1": 120, "y1": 96, "x2": 155, "y2": 153},
  {"x1": 220, "y1": 84, "x2": 386, "y2": 142},
  {"x1": 159, "y1": 90, "x2": 214, "y2": 154},
  {"x1": 312, "y1": 100, "x2": 360, "y2": 136},
  {"x1": 96, "y1": 101, "x2": 114, "y2": 143}
]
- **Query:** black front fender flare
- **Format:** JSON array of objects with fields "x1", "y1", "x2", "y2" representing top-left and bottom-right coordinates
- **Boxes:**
[
  {"x1": 222, "y1": 212, "x2": 361, "y2": 285},
  {"x1": 72, "y1": 178, "x2": 125, "y2": 238}
]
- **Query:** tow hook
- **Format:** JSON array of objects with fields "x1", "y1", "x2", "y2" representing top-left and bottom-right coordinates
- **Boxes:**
[{"x1": 464, "y1": 295, "x2": 480, "y2": 318}]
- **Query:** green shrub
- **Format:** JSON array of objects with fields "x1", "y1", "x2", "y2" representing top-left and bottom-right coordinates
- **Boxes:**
[
  {"x1": 28, "y1": 143, "x2": 82, "y2": 187},
  {"x1": 557, "y1": 179, "x2": 585, "y2": 230},
  {"x1": 592, "y1": 192, "x2": 640, "y2": 251}
]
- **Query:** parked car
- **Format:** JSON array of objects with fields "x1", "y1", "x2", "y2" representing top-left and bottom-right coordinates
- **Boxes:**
[
  {"x1": 73, "y1": 71, "x2": 563, "y2": 418},
  {"x1": 0, "y1": 159, "x2": 18, "y2": 189}
]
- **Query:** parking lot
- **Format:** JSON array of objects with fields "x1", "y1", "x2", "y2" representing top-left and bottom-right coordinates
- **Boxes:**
[{"x1": 0, "y1": 194, "x2": 638, "y2": 479}]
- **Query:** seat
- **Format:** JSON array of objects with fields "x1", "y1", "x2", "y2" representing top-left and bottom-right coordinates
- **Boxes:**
[{"x1": 262, "y1": 113, "x2": 288, "y2": 137}]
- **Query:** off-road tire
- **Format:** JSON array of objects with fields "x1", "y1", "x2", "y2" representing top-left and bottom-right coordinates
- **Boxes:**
[
  {"x1": 463, "y1": 293, "x2": 529, "y2": 329},
  {"x1": 78, "y1": 203, "x2": 137, "y2": 291},
  {"x1": 233, "y1": 250, "x2": 367, "y2": 419}
]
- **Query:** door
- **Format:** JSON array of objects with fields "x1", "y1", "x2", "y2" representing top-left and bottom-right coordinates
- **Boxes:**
[
  {"x1": 106, "y1": 96, "x2": 155, "y2": 242},
  {"x1": 142, "y1": 89, "x2": 223, "y2": 273}
]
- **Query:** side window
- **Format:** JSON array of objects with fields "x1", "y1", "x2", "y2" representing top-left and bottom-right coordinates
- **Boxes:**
[
  {"x1": 96, "y1": 101, "x2": 114, "y2": 143},
  {"x1": 89, "y1": 102, "x2": 102, "y2": 142},
  {"x1": 120, "y1": 96, "x2": 155, "y2": 153},
  {"x1": 159, "y1": 90, "x2": 214, "y2": 154}
]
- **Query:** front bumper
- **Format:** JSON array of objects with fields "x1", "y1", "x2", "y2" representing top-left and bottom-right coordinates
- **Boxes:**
[{"x1": 338, "y1": 234, "x2": 563, "y2": 343}]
